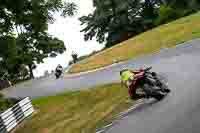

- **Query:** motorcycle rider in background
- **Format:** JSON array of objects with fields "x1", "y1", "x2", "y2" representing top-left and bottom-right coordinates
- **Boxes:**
[{"x1": 55, "y1": 64, "x2": 63, "y2": 79}]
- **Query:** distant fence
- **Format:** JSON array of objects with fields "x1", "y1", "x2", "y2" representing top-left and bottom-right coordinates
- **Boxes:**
[{"x1": 0, "y1": 97, "x2": 34, "y2": 133}]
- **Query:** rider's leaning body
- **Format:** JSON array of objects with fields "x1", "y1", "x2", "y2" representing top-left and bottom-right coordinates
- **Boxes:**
[
  {"x1": 120, "y1": 67, "x2": 170, "y2": 100},
  {"x1": 120, "y1": 69, "x2": 144, "y2": 99},
  {"x1": 120, "y1": 69, "x2": 142, "y2": 86}
]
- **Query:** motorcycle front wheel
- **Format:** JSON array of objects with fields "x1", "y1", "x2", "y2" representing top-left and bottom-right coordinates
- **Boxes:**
[{"x1": 143, "y1": 84, "x2": 165, "y2": 100}]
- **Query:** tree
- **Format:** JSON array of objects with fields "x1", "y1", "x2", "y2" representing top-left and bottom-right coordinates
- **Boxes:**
[
  {"x1": 160, "y1": 0, "x2": 200, "y2": 11},
  {"x1": 0, "y1": 35, "x2": 31, "y2": 82},
  {"x1": 16, "y1": 32, "x2": 66, "y2": 78},
  {"x1": 80, "y1": 0, "x2": 199, "y2": 48},
  {"x1": 0, "y1": 35, "x2": 19, "y2": 80},
  {"x1": 155, "y1": 0, "x2": 200, "y2": 25},
  {"x1": 80, "y1": 0, "x2": 161, "y2": 47},
  {"x1": 0, "y1": 0, "x2": 77, "y2": 79},
  {"x1": 154, "y1": 5, "x2": 183, "y2": 25}
]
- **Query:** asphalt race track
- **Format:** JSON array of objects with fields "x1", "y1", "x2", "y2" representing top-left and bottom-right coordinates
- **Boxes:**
[{"x1": 2, "y1": 39, "x2": 200, "y2": 133}]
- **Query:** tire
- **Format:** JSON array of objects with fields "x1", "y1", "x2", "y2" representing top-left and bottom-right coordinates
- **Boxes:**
[
  {"x1": 151, "y1": 91, "x2": 165, "y2": 100},
  {"x1": 154, "y1": 73, "x2": 171, "y2": 93},
  {"x1": 143, "y1": 84, "x2": 165, "y2": 100},
  {"x1": 160, "y1": 84, "x2": 171, "y2": 93},
  {"x1": 55, "y1": 73, "x2": 60, "y2": 79},
  {"x1": 159, "y1": 81, "x2": 171, "y2": 93}
]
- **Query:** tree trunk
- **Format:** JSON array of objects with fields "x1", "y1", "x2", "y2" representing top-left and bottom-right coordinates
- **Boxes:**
[
  {"x1": 28, "y1": 64, "x2": 34, "y2": 79},
  {"x1": 110, "y1": 0, "x2": 117, "y2": 17}
]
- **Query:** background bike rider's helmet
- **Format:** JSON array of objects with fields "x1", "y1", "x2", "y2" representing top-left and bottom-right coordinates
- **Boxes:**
[
  {"x1": 120, "y1": 69, "x2": 129, "y2": 76},
  {"x1": 57, "y1": 64, "x2": 62, "y2": 68},
  {"x1": 56, "y1": 64, "x2": 62, "y2": 71}
]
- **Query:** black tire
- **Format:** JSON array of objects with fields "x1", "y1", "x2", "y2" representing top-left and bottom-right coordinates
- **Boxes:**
[
  {"x1": 154, "y1": 73, "x2": 171, "y2": 93},
  {"x1": 143, "y1": 84, "x2": 165, "y2": 100},
  {"x1": 55, "y1": 74, "x2": 59, "y2": 79},
  {"x1": 151, "y1": 91, "x2": 165, "y2": 100},
  {"x1": 161, "y1": 87, "x2": 171, "y2": 93},
  {"x1": 158, "y1": 81, "x2": 171, "y2": 93}
]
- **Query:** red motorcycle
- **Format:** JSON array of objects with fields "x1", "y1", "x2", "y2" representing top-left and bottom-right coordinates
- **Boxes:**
[{"x1": 129, "y1": 67, "x2": 170, "y2": 100}]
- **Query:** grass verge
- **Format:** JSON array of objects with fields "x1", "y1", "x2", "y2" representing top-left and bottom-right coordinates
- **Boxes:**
[
  {"x1": 14, "y1": 83, "x2": 136, "y2": 133},
  {"x1": 0, "y1": 93, "x2": 19, "y2": 113},
  {"x1": 69, "y1": 12, "x2": 200, "y2": 73}
]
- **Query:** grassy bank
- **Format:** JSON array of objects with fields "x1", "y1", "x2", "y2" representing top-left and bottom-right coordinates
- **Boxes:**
[
  {"x1": 69, "y1": 12, "x2": 200, "y2": 73},
  {"x1": 0, "y1": 93, "x2": 18, "y2": 113},
  {"x1": 14, "y1": 84, "x2": 135, "y2": 133}
]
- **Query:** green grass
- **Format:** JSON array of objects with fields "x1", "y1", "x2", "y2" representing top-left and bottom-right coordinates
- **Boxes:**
[
  {"x1": 14, "y1": 84, "x2": 135, "y2": 133},
  {"x1": 0, "y1": 93, "x2": 18, "y2": 112},
  {"x1": 69, "y1": 12, "x2": 200, "y2": 73}
]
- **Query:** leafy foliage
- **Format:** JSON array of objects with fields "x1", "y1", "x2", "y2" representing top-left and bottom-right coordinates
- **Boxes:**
[
  {"x1": 155, "y1": 0, "x2": 200, "y2": 25},
  {"x1": 80, "y1": 0, "x2": 200, "y2": 48},
  {"x1": 154, "y1": 5, "x2": 183, "y2": 25},
  {"x1": 0, "y1": 0, "x2": 77, "y2": 80},
  {"x1": 0, "y1": 93, "x2": 18, "y2": 112}
]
